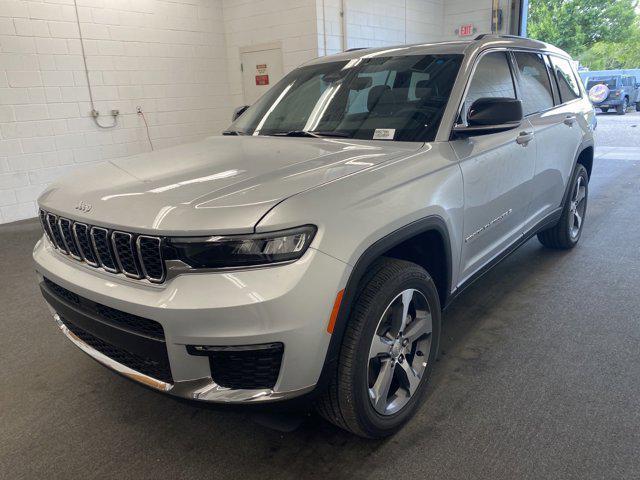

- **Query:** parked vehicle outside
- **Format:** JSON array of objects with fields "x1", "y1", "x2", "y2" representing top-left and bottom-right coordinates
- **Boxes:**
[
  {"x1": 583, "y1": 74, "x2": 640, "y2": 114},
  {"x1": 34, "y1": 35, "x2": 595, "y2": 438}
]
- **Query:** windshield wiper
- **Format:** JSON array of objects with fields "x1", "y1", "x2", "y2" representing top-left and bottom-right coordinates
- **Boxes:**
[
  {"x1": 271, "y1": 130, "x2": 352, "y2": 138},
  {"x1": 222, "y1": 130, "x2": 247, "y2": 136}
]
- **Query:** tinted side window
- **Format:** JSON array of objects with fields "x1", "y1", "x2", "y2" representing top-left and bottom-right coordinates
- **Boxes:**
[
  {"x1": 551, "y1": 57, "x2": 581, "y2": 102},
  {"x1": 513, "y1": 52, "x2": 554, "y2": 116},
  {"x1": 463, "y1": 52, "x2": 516, "y2": 123}
]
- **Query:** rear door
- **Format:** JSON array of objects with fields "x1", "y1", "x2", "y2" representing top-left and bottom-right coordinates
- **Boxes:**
[
  {"x1": 519, "y1": 54, "x2": 584, "y2": 226},
  {"x1": 451, "y1": 51, "x2": 537, "y2": 284}
]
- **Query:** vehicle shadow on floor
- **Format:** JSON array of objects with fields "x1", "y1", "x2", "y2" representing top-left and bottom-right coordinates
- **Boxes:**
[{"x1": 89, "y1": 238, "x2": 570, "y2": 479}]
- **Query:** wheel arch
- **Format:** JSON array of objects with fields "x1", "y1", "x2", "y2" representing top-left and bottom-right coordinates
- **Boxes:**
[
  {"x1": 576, "y1": 144, "x2": 594, "y2": 180},
  {"x1": 314, "y1": 215, "x2": 453, "y2": 394}
]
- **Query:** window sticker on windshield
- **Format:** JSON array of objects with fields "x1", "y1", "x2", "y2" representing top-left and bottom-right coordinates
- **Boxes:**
[{"x1": 373, "y1": 128, "x2": 395, "y2": 140}]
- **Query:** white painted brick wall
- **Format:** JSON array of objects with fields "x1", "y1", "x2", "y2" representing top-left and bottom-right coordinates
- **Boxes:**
[
  {"x1": 341, "y1": 0, "x2": 444, "y2": 49},
  {"x1": 222, "y1": 0, "x2": 319, "y2": 108},
  {"x1": 0, "y1": 0, "x2": 231, "y2": 224}
]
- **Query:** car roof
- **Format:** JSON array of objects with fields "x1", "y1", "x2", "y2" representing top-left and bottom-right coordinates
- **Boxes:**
[{"x1": 305, "y1": 35, "x2": 571, "y2": 66}]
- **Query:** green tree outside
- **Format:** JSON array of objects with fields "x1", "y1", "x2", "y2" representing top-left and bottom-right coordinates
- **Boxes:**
[{"x1": 527, "y1": 0, "x2": 640, "y2": 70}]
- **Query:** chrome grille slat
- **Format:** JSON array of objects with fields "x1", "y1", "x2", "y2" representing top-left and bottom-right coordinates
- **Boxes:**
[
  {"x1": 137, "y1": 236, "x2": 165, "y2": 283},
  {"x1": 73, "y1": 222, "x2": 99, "y2": 267},
  {"x1": 39, "y1": 209, "x2": 53, "y2": 242},
  {"x1": 111, "y1": 231, "x2": 142, "y2": 279},
  {"x1": 39, "y1": 209, "x2": 165, "y2": 283},
  {"x1": 58, "y1": 218, "x2": 82, "y2": 260},
  {"x1": 46, "y1": 213, "x2": 68, "y2": 254},
  {"x1": 91, "y1": 226, "x2": 119, "y2": 273}
]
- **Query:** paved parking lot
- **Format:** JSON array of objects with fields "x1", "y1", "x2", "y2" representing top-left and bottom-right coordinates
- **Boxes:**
[
  {"x1": 595, "y1": 110, "x2": 640, "y2": 147},
  {"x1": 2, "y1": 114, "x2": 640, "y2": 479}
]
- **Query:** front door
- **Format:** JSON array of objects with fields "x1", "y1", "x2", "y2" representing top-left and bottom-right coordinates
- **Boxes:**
[{"x1": 450, "y1": 51, "x2": 537, "y2": 285}]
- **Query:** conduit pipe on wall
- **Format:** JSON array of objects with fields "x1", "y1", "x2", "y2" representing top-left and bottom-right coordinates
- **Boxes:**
[{"x1": 72, "y1": 0, "x2": 119, "y2": 129}]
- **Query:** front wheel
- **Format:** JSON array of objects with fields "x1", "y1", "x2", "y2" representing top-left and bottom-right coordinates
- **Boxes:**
[
  {"x1": 600, "y1": 107, "x2": 609, "y2": 113},
  {"x1": 316, "y1": 258, "x2": 441, "y2": 438},
  {"x1": 537, "y1": 164, "x2": 588, "y2": 249}
]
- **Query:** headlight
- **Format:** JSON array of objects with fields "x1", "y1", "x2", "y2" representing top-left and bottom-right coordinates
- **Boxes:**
[{"x1": 166, "y1": 225, "x2": 317, "y2": 269}]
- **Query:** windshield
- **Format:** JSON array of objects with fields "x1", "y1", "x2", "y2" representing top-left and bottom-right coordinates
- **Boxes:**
[
  {"x1": 587, "y1": 78, "x2": 617, "y2": 89},
  {"x1": 228, "y1": 54, "x2": 463, "y2": 142}
]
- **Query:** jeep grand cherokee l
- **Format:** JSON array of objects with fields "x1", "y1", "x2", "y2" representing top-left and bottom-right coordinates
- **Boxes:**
[{"x1": 34, "y1": 35, "x2": 595, "y2": 438}]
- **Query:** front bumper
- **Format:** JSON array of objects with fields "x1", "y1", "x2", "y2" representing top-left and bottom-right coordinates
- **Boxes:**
[{"x1": 34, "y1": 237, "x2": 350, "y2": 403}]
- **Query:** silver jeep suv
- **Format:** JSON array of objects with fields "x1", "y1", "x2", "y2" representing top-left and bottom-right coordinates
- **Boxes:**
[{"x1": 34, "y1": 35, "x2": 595, "y2": 438}]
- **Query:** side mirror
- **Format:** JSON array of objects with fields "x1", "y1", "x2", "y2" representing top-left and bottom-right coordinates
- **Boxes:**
[
  {"x1": 232, "y1": 105, "x2": 250, "y2": 122},
  {"x1": 453, "y1": 97, "x2": 523, "y2": 136}
]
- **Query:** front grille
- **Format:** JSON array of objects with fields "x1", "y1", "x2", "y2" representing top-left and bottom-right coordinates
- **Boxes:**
[
  {"x1": 44, "y1": 278, "x2": 165, "y2": 340},
  {"x1": 39, "y1": 209, "x2": 53, "y2": 242},
  {"x1": 112, "y1": 231, "x2": 141, "y2": 278},
  {"x1": 137, "y1": 236, "x2": 164, "y2": 282},
  {"x1": 73, "y1": 223, "x2": 98, "y2": 266},
  {"x1": 189, "y1": 344, "x2": 284, "y2": 390},
  {"x1": 39, "y1": 209, "x2": 165, "y2": 283},
  {"x1": 62, "y1": 319, "x2": 173, "y2": 383},
  {"x1": 59, "y1": 218, "x2": 81, "y2": 260},
  {"x1": 91, "y1": 226, "x2": 118, "y2": 273},
  {"x1": 46, "y1": 213, "x2": 67, "y2": 254}
]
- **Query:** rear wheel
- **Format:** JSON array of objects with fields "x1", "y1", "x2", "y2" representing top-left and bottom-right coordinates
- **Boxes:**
[
  {"x1": 635, "y1": 102, "x2": 640, "y2": 112},
  {"x1": 537, "y1": 164, "x2": 588, "y2": 249},
  {"x1": 316, "y1": 258, "x2": 441, "y2": 438}
]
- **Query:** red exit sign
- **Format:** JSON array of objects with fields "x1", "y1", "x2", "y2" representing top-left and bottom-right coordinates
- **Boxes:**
[{"x1": 459, "y1": 23, "x2": 474, "y2": 37}]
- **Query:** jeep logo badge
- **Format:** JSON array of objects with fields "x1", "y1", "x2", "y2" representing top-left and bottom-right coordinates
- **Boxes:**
[{"x1": 75, "y1": 201, "x2": 92, "y2": 213}]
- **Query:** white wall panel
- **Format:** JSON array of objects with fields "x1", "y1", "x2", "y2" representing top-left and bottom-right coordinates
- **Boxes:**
[{"x1": 0, "y1": 0, "x2": 231, "y2": 223}]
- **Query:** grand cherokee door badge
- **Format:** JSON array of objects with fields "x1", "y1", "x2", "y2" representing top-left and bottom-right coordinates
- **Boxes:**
[{"x1": 465, "y1": 209, "x2": 513, "y2": 243}]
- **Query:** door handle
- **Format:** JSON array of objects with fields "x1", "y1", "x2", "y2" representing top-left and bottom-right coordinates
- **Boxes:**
[
  {"x1": 516, "y1": 131, "x2": 534, "y2": 146},
  {"x1": 564, "y1": 115, "x2": 577, "y2": 126}
]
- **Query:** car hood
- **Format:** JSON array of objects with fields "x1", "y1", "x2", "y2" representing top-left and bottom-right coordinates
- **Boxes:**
[{"x1": 38, "y1": 135, "x2": 422, "y2": 235}]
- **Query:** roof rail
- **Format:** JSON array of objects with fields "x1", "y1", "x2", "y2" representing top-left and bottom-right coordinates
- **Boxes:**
[
  {"x1": 344, "y1": 47, "x2": 368, "y2": 52},
  {"x1": 474, "y1": 33, "x2": 524, "y2": 40}
]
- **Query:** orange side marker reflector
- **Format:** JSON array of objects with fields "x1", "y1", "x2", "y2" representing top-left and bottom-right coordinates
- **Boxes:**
[{"x1": 327, "y1": 289, "x2": 344, "y2": 334}]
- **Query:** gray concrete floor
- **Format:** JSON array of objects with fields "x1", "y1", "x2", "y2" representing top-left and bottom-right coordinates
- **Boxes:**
[{"x1": 2, "y1": 121, "x2": 640, "y2": 479}]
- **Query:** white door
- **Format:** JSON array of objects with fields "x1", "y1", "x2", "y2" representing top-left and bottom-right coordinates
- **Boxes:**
[{"x1": 241, "y1": 47, "x2": 284, "y2": 105}]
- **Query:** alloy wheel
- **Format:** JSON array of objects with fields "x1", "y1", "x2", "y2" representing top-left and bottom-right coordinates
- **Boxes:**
[
  {"x1": 569, "y1": 175, "x2": 587, "y2": 239},
  {"x1": 367, "y1": 289, "x2": 432, "y2": 416}
]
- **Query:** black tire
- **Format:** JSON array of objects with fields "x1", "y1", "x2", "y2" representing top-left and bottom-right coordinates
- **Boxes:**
[
  {"x1": 316, "y1": 258, "x2": 441, "y2": 438},
  {"x1": 635, "y1": 102, "x2": 640, "y2": 112},
  {"x1": 600, "y1": 107, "x2": 609, "y2": 113},
  {"x1": 617, "y1": 98, "x2": 628, "y2": 115},
  {"x1": 537, "y1": 164, "x2": 589, "y2": 249}
]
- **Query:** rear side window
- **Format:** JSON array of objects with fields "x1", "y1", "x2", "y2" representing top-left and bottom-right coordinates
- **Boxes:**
[
  {"x1": 463, "y1": 52, "x2": 516, "y2": 122},
  {"x1": 513, "y1": 52, "x2": 554, "y2": 116},
  {"x1": 551, "y1": 57, "x2": 581, "y2": 102}
]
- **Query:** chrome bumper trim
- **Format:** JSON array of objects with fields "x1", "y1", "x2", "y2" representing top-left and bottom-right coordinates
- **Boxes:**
[
  {"x1": 54, "y1": 313, "x2": 172, "y2": 392},
  {"x1": 52, "y1": 313, "x2": 314, "y2": 403}
]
